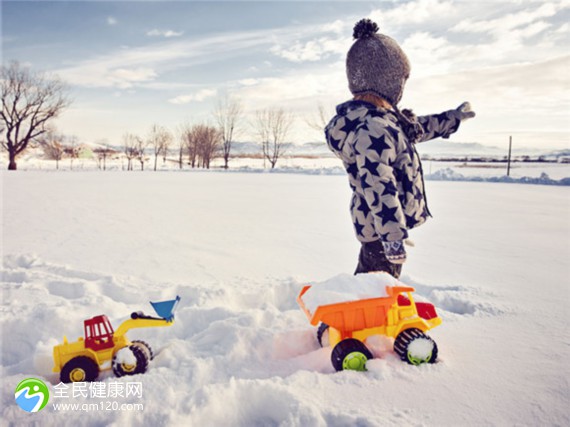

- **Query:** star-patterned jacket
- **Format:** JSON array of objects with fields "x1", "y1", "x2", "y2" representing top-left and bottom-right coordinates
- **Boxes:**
[{"x1": 325, "y1": 100, "x2": 461, "y2": 243}]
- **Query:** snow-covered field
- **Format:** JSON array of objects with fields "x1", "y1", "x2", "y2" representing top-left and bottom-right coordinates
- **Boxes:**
[
  {"x1": 1, "y1": 171, "x2": 569, "y2": 426},
  {"x1": 5, "y1": 153, "x2": 570, "y2": 182}
]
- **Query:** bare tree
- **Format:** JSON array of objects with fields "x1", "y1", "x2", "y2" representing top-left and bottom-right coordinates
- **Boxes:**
[
  {"x1": 122, "y1": 133, "x2": 139, "y2": 171},
  {"x1": 65, "y1": 136, "x2": 80, "y2": 170},
  {"x1": 177, "y1": 123, "x2": 221, "y2": 169},
  {"x1": 0, "y1": 126, "x2": 5, "y2": 149},
  {"x1": 180, "y1": 123, "x2": 199, "y2": 168},
  {"x1": 134, "y1": 135, "x2": 148, "y2": 170},
  {"x1": 148, "y1": 124, "x2": 172, "y2": 171},
  {"x1": 1, "y1": 61, "x2": 71, "y2": 170},
  {"x1": 254, "y1": 108, "x2": 294, "y2": 169},
  {"x1": 200, "y1": 125, "x2": 221, "y2": 169},
  {"x1": 162, "y1": 136, "x2": 172, "y2": 165},
  {"x1": 214, "y1": 96, "x2": 242, "y2": 169},
  {"x1": 93, "y1": 140, "x2": 116, "y2": 171},
  {"x1": 305, "y1": 103, "x2": 331, "y2": 132},
  {"x1": 176, "y1": 127, "x2": 186, "y2": 169},
  {"x1": 39, "y1": 128, "x2": 65, "y2": 169}
]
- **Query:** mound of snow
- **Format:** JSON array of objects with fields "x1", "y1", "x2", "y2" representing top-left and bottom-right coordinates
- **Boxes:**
[
  {"x1": 407, "y1": 338, "x2": 435, "y2": 360},
  {"x1": 301, "y1": 272, "x2": 398, "y2": 313},
  {"x1": 426, "y1": 168, "x2": 570, "y2": 186},
  {"x1": 114, "y1": 347, "x2": 137, "y2": 365}
]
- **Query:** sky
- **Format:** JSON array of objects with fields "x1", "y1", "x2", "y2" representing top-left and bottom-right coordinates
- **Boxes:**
[{"x1": 1, "y1": 0, "x2": 569, "y2": 151}]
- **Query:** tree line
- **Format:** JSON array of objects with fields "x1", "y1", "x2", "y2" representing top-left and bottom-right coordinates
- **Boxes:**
[{"x1": 1, "y1": 61, "x2": 296, "y2": 171}]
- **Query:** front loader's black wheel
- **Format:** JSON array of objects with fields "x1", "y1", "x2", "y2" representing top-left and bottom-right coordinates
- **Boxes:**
[
  {"x1": 61, "y1": 356, "x2": 99, "y2": 383},
  {"x1": 112, "y1": 345, "x2": 149, "y2": 377},
  {"x1": 331, "y1": 338, "x2": 373, "y2": 372},
  {"x1": 131, "y1": 340, "x2": 154, "y2": 360},
  {"x1": 394, "y1": 328, "x2": 438, "y2": 365}
]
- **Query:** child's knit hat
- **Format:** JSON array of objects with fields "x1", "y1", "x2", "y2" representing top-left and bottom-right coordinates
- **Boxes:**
[{"x1": 346, "y1": 19, "x2": 410, "y2": 106}]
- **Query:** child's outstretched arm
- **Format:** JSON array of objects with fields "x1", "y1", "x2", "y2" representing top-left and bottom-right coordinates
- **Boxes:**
[{"x1": 417, "y1": 102, "x2": 476, "y2": 143}]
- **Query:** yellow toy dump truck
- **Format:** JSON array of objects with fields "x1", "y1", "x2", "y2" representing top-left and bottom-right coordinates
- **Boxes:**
[
  {"x1": 297, "y1": 274, "x2": 442, "y2": 371},
  {"x1": 53, "y1": 296, "x2": 180, "y2": 383}
]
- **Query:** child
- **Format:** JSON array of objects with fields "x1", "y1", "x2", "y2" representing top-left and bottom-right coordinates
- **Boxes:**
[{"x1": 325, "y1": 19, "x2": 475, "y2": 278}]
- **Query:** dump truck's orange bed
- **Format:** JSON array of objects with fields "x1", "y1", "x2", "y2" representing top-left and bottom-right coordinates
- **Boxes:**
[{"x1": 297, "y1": 284, "x2": 415, "y2": 332}]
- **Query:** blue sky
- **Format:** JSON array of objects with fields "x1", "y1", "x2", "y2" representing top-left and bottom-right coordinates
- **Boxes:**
[{"x1": 2, "y1": 0, "x2": 569, "y2": 150}]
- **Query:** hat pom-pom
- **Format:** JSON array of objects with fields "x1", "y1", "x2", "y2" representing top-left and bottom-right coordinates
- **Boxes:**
[{"x1": 353, "y1": 19, "x2": 379, "y2": 40}]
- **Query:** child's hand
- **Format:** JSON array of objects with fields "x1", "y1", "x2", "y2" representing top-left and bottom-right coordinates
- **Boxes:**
[
  {"x1": 382, "y1": 240, "x2": 407, "y2": 264},
  {"x1": 452, "y1": 102, "x2": 476, "y2": 121}
]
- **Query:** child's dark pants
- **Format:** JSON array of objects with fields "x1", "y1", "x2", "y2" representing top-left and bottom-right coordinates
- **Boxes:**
[{"x1": 354, "y1": 240, "x2": 402, "y2": 278}]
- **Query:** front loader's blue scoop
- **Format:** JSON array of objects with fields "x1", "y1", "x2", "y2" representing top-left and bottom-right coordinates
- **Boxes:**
[{"x1": 150, "y1": 296, "x2": 181, "y2": 322}]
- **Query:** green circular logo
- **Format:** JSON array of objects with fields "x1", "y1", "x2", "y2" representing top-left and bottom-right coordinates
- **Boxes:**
[{"x1": 14, "y1": 378, "x2": 50, "y2": 413}]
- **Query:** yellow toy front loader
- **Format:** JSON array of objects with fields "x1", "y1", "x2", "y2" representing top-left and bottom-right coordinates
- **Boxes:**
[{"x1": 53, "y1": 296, "x2": 180, "y2": 383}]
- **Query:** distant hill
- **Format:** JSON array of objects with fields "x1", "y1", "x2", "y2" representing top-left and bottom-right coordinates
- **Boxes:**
[
  {"x1": 233, "y1": 140, "x2": 565, "y2": 159},
  {"x1": 547, "y1": 149, "x2": 570, "y2": 157},
  {"x1": 234, "y1": 140, "x2": 510, "y2": 158},
  {"x1": 12, "y1": 138, "x2": 567, "y2": 162},
  {"x1": 415, "y1": 141, "x2": 504, "y2": 158},
  {"x1": 231, "y1": 141, "x2": 333, "y2": 157}
]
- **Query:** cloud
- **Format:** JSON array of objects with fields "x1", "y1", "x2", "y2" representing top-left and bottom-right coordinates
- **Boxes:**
[
  {"x1": 238, "y1": 78, "x2": 258, "y2": 86},
  {"x1": 369, "y1": 0, "x2": 457, "y2": 28},
  {"x1": 451, "y1": 2, "x2": 559, "y2": 35},
  {"x1": 401, "y1": 32, "x2": 462, "y2": 77},
  {"x1": 147, "y1": 29, "x2": 184, "y2": 38},
  {"x1": 403, "y1": 55, "x2": 570, "y2": 147},
  {"x1": 270, "y1": 36, "x2": 350, "y2": 63},
  {"x1": 395, "y1": 2, "x2": 568, "y2": 77},
  {"x1": 268, "y1": 17, "x2": 354, "y2": 64},
  {"x1": 269, "y1": 0, "x2": 457, "y2": 65},
  {"x1": 108, "y1": 67, "x2": 157, "y2": 89},
  {"x1": 407, "y1": 55, "x2": 570, "y2": 107},
  {"x1": 107, "y1": 16, "x2": 117, "y2": 26},
  {"x1": 320, "y1": 19, "x2": 351, "y2": 35},
  {"x1": 58, "y1": 63, "x2": 157, "y2": 89},
  {"x1": 54, "y1": 27, "x2": 299, "y2": 88},
  {"x1": 232, "y1": 65, "x2": 347, "y2": 124},
  {"x1": 168, "y1": 88, "x2": 217, "y2": 104},
  {"x1": 48, "y1": 1, "x2": 570, "y2": 147}
]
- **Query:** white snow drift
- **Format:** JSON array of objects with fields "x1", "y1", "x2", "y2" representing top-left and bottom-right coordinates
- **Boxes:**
[{"x1": 1, "y1": 171, "x2": 568, "y2": 426}]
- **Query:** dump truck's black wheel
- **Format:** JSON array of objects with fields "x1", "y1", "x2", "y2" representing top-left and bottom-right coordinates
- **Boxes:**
[
  {"x1": 131, "y1": 340, "x2": 154, "y2": 360},
  {"x1": 331, "y1": 338, "x2": 373, "y2": 371},
  {"x1": 394, "y1": 328, "x2": 438, "y2": 365},
  {"x1": 317, "y1": 323, "x2": 329, "y2": 347},
  {"x1": 61, "y1": 356, "x2": 99, "y2": 383},
  {"x1": 112, "y1": 345, "x2": 149, "y2": 377}
]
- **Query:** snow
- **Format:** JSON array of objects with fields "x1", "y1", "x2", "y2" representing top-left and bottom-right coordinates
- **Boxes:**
[
  {"x1": 424, "y1": 160, "x2": 570, "y2": 180},
  {"x1": 114, "y1": 348, "x2": 137, "y2": 366},
  {"x1": 1, "y1": 171, "x2": 569, "y2": 426},
  {"x1": 426, "y1": 168, "x2": 570, "y2": 186},
  {"x1": 406, "y1": 338, "x2": 434, "y2": 361},
  {"x1": 3, "y1": 151, "x2": 570, "y2": 184},
  {"x1": 301, "y1": 272, "x2": 395, "y2": 314}
]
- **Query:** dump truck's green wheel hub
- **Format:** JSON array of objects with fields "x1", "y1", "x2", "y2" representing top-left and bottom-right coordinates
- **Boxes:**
[
  {"x1": 394, "y1": 328, "x2": 438, "y2": 365},
  {"x1": 342, "y1": 352, "x2": 368, "y2": 371},
  {"x1": 407, "y1": 349, "x2": 433, "y2": 366},
  {"x1": 331, "y1": 338, "x2": 373, "y2": 371},
  {"x1": 70, "y1": 368, "x2": 86, "y2": 382}
]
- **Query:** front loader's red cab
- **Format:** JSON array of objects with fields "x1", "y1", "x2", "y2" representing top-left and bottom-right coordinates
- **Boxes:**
[{"x1": 84, "y1": 315, "x2": 115, "y2": 351}]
